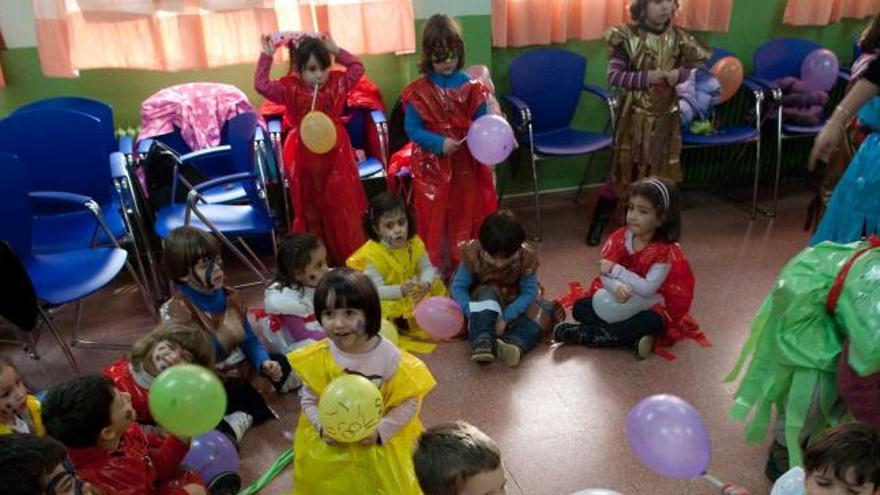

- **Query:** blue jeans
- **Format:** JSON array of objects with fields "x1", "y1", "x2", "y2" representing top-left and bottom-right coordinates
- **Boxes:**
[{"x1": 467, "y1": 287, "x2": 541, "y2": 353}]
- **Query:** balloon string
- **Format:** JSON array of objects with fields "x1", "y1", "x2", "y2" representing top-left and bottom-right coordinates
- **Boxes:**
[
  {"x1": 702, "y1": 473, "x2": 725, "y2": 489},
  {"x1": 310, "y1": 82, "x2": 319, "y2": 112},
  {"x1": 237, "y1": 447, "x2": 294, "y2": 495}
]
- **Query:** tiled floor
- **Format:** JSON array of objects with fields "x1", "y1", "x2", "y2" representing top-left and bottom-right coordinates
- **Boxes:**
[{"x1": 2, "y1": 188, "x2": 815, "y2": 495}]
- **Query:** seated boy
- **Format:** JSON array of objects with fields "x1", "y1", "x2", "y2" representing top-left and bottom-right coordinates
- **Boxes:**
[
  {"x1": 0, "y1": 433, "x2": 104, "y2": 495},
  {"x1": 452, "y1": 211, "x2": 558, "y2": 367},
  {"x1": 41, "y1": 375, "x2": 206, "y2": 495},
  {"x1": 413, "y1": 421, "x2": 506, "y2": 495},
  {"x1": 723, "y1": 422, "x2": 880, "y2": 495}
]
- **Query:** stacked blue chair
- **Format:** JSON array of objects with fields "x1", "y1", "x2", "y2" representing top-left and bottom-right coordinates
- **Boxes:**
[{"x1": 503, "y1": 48, "x2": 616, "y2": 240}]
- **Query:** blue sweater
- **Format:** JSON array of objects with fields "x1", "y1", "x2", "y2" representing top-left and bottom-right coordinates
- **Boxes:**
[
  {"x1": 178, "y1": 284, "x2": 270, "y2": 371},
  {"x1": 404, "y1": 71, "x2": 488, "y2": 155}
]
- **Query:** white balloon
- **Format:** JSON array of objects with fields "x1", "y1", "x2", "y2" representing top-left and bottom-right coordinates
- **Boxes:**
[
  {"x1": 770, "y1": 467, "x2": 805, "y2": 495},
  {"x1": 568, "y1": 490, "x2": 625, "y2": 495},
  {"x1": 591, "y1": 288, "x2": 660, "y2": 323}
]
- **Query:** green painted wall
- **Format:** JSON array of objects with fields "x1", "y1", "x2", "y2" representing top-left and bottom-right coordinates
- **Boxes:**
[{"x1": 0, "y1": 1, "x2": 867, "y2": 194}]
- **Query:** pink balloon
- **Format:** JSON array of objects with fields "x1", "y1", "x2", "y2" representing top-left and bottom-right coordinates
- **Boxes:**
[
  {"x1": 801, "y1": 48, "x2": 839, "y2": 92},
  {"x1": 414, "y1": 297, "x2": 464, "y2": 340},
  {"x1": 467, "y1": 115, "x2": 515, "y2": 165}
]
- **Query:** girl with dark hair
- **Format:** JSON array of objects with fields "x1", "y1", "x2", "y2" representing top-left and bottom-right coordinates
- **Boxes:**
[
  {"x1": 401, "y1": 14, "x2": 497, "y2": 274},
  {"x1": 287, "y1": 268, "x2": 436, "y2": 493},
  {"x1": 255, "y1": 32, "x2": 367, "y2": 265}
]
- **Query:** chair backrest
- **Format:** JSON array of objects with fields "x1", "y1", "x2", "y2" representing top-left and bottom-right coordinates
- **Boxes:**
[
  {"x1": 753, "y1": 38, "x2": 822, "y2": 81},
  {"x1": 0, "y1": 153, "x2": 33, "y2": 256},
  {"x1": 11, "y1": 97, "x2": 117, "y2": 154},
  {"x1": 151, "y1": 129, "x2": 194, "y2": 155},
  {"x1": 225, "y1": 111, "x2": 258, "y2": 175},
  {"x1": 346, "y1": 108, "x2": 369, "y2": 151},
  {"x1": 509, "y1": 48, "x2": 587, "y2": 133},
  {"x1": 0, "y1": 109, "x2": 113, "y2": 205}
]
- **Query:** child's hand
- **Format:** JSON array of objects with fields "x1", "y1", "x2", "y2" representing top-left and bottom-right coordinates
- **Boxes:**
[
  {"x1": 320, "y1": 429, "x2": 339, "y2": 446},
  {"x1": 320, "y1": 33, "x2": 340, "y2": 55},
  {"x1": 401, "y1": 280, "x2": 417, "y2": 297},
  {"x1": 260, "y1": 34, "x2": 275, "y2": 56},
  {"x1": 648, "y1": 70, "x2": 667, "y2": 85},
  {"x1": 359, "y1": 430, "x2": 380, "y2": 446},
  {"x1": 614, "y1": 283, "x2": 632, "y2": 303},
  {"x1": 413, "y1": 282, "x2": 431, "y2": 300},
  {"x1": 664, "y1": 69, "x2": 680, "y2": 86},
  {"x1": 495, "y1": 318, "x2": 507, "y2": 336},
  {"x1": 442, "y1": 138, "x2": 461, "y2": 156},
  {"x1": 721, "y1": 485, "x2": 751, "y2": 495},
  {"x1": 599, "y1": 258, "x2": 615, "y2": 275},
  {"x1": 262, "y1": 360, "x2": 283, "y2": 382}
]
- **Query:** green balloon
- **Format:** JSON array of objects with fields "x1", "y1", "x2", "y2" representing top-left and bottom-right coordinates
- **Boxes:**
[{"x1": 148, "y1": 364, "x2": 226, "y2": 437}]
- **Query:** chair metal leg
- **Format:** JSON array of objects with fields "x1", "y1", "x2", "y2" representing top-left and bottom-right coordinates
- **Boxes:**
[
  {"x1": 574, "y1": 152, "x2": 601, "y2": 204},
  {"x1": 37, "y1": 306, "x2": 80, "y2": 373},
  {"x1": 114, "y1": 177, "x2": 157, "y2": 309},
  {"x1": 770, "y1": 114, "x2": 783, "y2": 218},
  {"x1": 526, "y1": 123, "x2": 542, "y2": 241},
  {"x1": 751, "y1": 134, "x2": 761, "y2": 220},
  {"x1": 188, "y1": 204, "x2": 269, "y2": 284}
]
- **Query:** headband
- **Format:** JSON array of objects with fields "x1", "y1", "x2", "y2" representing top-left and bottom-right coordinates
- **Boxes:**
[{"x1": 646, "y1": 179, "x2": 670, "y2": 211}]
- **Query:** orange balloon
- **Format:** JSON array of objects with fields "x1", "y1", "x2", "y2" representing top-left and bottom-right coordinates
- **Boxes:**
[
  {"x1": 711, "y1": 56, "x2": 744, "y2": 104},
  {"x1": 300, "y1": 111, "x2": 337, "y2": 154}
]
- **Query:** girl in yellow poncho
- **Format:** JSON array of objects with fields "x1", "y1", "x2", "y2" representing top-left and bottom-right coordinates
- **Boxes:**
[
  {"x1": 287, "y1": 268, "x2": 436, "y2": 494},
  {"x1": 0, "y1": 358, "x2": 44, "y2": 436},
  {"x1": 347, "y1": 193, "x2": 447, "y2": 352}
]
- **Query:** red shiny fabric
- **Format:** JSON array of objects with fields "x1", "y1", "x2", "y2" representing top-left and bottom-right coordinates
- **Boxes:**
[
  {"x1": 401, "y1": 77, "x2": 497, "y2": 271},
  {"x1": 586, "y1": 227, "x2": 709, "y2": 360},
  {"x1": 68, "y1": 424, "x2": 203, "y2": 495},
  {"x1": 102, "y1": 358, "x2": 152, "y2": 424},
  {"x1": 276, "y1": 71, "x2": 367, "y2": 265},
  {"x1": 386, "y1": 142, "x2": 414, "y2": 195}
]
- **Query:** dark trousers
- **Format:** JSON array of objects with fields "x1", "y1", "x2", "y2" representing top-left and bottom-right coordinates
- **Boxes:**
[
  {"x1": 571, "y1": 296, "x2": 664, "y2": 348},
  {"x1": 468, "y1": 288, "x2": 542, "y2": 353}
]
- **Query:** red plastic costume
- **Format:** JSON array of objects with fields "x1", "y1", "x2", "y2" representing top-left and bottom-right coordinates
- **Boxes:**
[
  {"x1": 584, "y1": 227, "x2": 709, "y2": 360},
  {"x1": 255, "y1": 51, "x2": 367, "y2": 265},
  {"x1": 102, "y1": 358, "x2": 152, "y2": 424},
  {"x1": 68, "y1": 424, "x2": 203, "y2": 495},
  {"x1": 401, "y1": 77, "x2": 497, "y2": 271}
]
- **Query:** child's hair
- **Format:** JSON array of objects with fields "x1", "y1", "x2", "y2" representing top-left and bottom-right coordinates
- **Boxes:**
[
  {"x1": 419, "y1": 14, "x2": 465, "y2": 74},
  {"x1": 42, "y1": 375, "x2": 116, "y2": 448},
  {"x1": 363, "y1": 192, "x2": 416, "y2": 242},
  {"x1": 413, "y1": 421, "x2": 502, "y2": 495},
  {"x1": 313, "y1": 268, "x2": 381, "y2": 337},
  {"x1": 289, "y1": 36, "x2": 331, "y2": 76},
  {"x1": 629, "y1": 0, "x2": 680, "y2": 23},
  {"x1": 275, "y1": 233, "x2": 323, "y2": 289},
  {"x1": 804, "y1": 422, "x2": 880, "y2": 487},
  {"x1": 130, "y1": 321, "x2": 215, "y2": 369},
  {"x1": 859, "y1": 14, "x2": 880, "y2": 53},
  {"x1": 163, "y1": 226, "x2": 221, "y2": 283},
  {"x1": 0, "y1": 433, "x2": 67, "y2": 495},
  {"x1": 628, "y1": 176, "x2": 681, "y2": 242},
  {"x1": 479, "y1": 211, "x2": 526, "y2": 259}
]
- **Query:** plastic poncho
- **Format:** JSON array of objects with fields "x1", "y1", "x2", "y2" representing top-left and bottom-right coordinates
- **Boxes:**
[
  {"x1": 726, "y1": 237, "x2": 880, "y2": 466},
  {"x1": 287, "y1": 340, "x2": 436, "y2": 494}
]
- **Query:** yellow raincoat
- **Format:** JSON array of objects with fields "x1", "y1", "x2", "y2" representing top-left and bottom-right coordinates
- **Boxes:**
[
  {"x1": 347, "y1": 237, "x2": 447, "y2": 353},
  {"x1": 288, "y1": 340, "x2": 436, "y2": 494},
  {"x1": 0, "y1": 395, "x2": 44, "y2": 436}
]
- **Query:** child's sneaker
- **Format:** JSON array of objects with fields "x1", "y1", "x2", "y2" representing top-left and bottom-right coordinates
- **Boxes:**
[
  {"x1": 280, "y1": 371, "x2": 302, "y2": 394},
  {"x1": 222, "y1": 411, "x2": 254, "y2": 444},
  {"x1": 636, "y1": 335, "x2": 655, "y2": 359},
  {"x1": 495, "y1": 339, "x2": 522, "y2": 367},
  {"x1": 470, "y1": 340, "x2": 495, "y2": 363},
  {"x1": 552, "y1": 322, "x2": 583, "y2": 344},
  {"x1": 208, "y1": 472, "x2": 242, "y2": 495}
]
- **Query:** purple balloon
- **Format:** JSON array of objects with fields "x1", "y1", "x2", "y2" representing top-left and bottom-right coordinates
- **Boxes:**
[
  {"x1": 625, "y1": 394, "x2": 711, "y2": 479},
  {"x1": 467, "y1": 114, "x2": 515, "y2": 165},
  {"x1": 182, "y1": 430, "x2": 240, "y2": 483},
  {"x1": 801, "y1": 48, "x2": 839, "y2": 92}
]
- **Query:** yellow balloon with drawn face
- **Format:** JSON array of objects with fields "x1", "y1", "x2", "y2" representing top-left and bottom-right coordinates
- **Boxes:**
[{"x1": 318, "y1": 374, "x2": 383, "y2": 443}]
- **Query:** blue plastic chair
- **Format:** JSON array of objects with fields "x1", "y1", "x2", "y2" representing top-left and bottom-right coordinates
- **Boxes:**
[
  {"x1": 153, "y1": 113, "x2": 275, "y2": 284},
  {"x1": 346, "y1": 108, "x2": 390, "y2": 180},
  {"x1": 0, "y1": 153, "x2": 142, "y2": 370},
  {"x1": 751, "y1": 38, "x2": 849, "y2": 216},
  {"x1": 503, "y1": 48, "x2": 615, "y2": 239},
  {"x1": 682, "y1": 48, "x2": 766, "y2": 219}
]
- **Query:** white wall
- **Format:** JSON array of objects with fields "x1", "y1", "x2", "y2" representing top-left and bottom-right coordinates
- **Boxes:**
[{"x1": 0, "y1": 0, "x2": 37, "y2": 48}]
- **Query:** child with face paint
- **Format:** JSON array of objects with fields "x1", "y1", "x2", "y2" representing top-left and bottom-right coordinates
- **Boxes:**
[
  {"x1": 0, "y1": 433, "x2": 105, "y2": 495},
  {"x1": 256, "y1": 233, "x2": 330, "y2": 354},
  {"x1": 160, "y1": 226, "x2": 294, "y2": 445},
  {"x1": 0, "y1": 358, "x2": 44, "y2": 436},
  {"x1": 102, "y1": 322, "x2": 214, "y2": 426},
  {"x1": 287, "y1": 268, "x2": 436, "y2": 494},
  {"x1": 255, "y1": 32, "x2": 367, "y2": 266},
  {"x1": 347, "y1": 193, "x2": 447, "y2": 346},
  {"x1": 401, "y1": 14, "x2": 498, "y2": 275}
]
